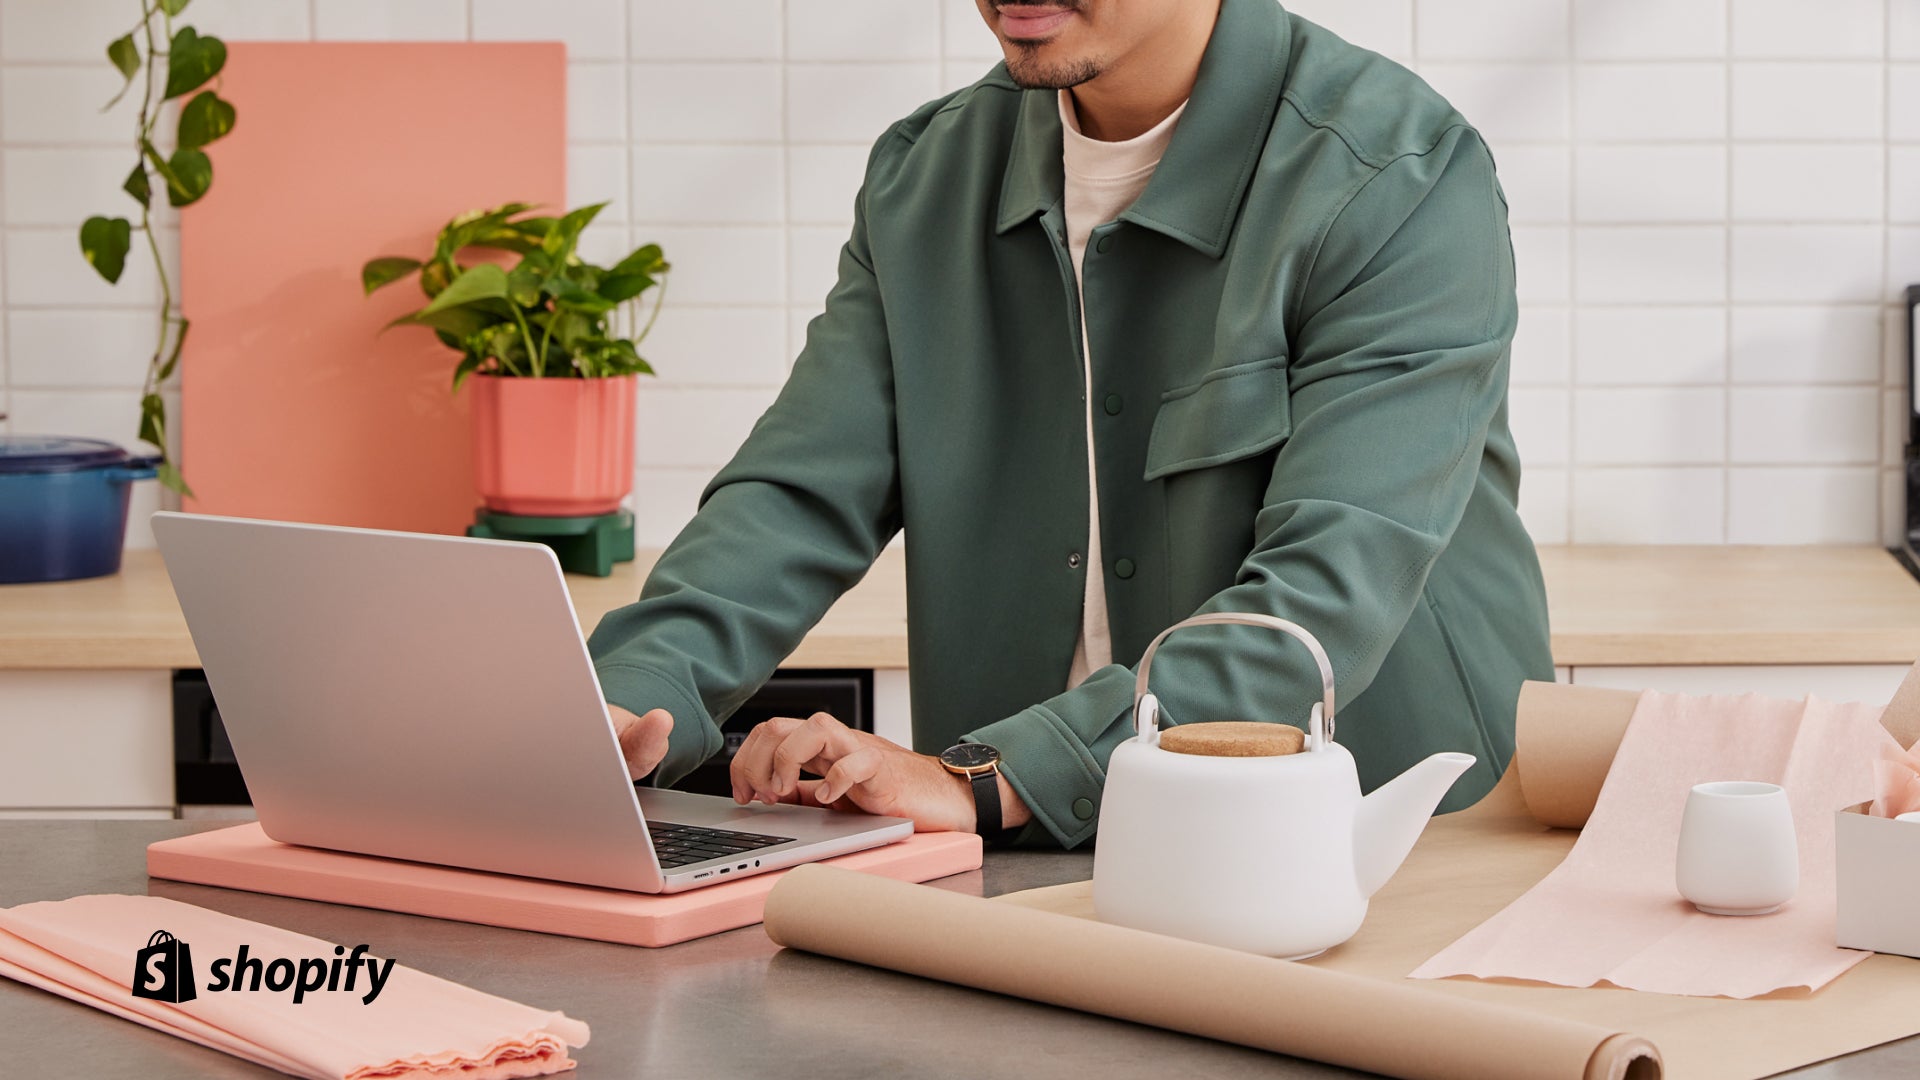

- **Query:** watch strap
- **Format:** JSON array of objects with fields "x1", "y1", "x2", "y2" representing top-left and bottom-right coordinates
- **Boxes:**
[{"x1": 967, "y1": 768, "x2": 1022, "y2": 846}]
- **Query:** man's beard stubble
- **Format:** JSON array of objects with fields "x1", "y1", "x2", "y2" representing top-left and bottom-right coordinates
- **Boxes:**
[{"x1": 995, "y1": 1, "x2": 1103, "y2": 89}]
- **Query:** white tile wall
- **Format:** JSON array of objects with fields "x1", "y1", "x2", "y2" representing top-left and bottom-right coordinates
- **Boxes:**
[{"x1": 0, "y1": 0, "x2": 1913, "y2": 550}]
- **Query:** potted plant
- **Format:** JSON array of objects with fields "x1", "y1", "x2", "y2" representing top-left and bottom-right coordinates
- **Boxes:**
[
  {"x1": 361, "y1": 202, "x2": 668, "y2": 517},
  {"x1": 77, "y1": 0, "x2": 236, "y2": 495}
]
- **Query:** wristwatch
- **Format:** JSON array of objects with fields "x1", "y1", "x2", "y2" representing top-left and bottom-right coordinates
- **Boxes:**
[{"x1": 940, "y1": 743, "x2": 1019, "y2": 844}]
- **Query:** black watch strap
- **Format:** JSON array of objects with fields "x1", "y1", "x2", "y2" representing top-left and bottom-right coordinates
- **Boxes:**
[{"x1": 968, "y1": 769, "x2": 1021, "y2": 846}]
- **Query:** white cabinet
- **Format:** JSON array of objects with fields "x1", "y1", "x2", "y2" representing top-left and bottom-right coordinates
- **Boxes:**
[{"x1": 0, "y1": 670, "x2": 174, "y2": 816}]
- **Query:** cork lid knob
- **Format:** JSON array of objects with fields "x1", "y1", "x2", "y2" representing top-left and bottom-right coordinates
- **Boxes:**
[{"x1": 1158, "y1": 721, "x2": 1307, "y2": 758}]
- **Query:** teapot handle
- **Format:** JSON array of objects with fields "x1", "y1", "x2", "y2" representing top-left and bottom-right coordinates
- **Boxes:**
[{"x1": 1131, "y1": 612, "x2": 1338, "y2": 750}]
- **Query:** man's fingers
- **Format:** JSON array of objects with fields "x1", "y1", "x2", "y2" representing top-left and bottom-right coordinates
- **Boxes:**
[
  {"x1": 616, "y1": 708, "x2": 674, "y2": 780},
  {"x1": 816, "y1": 746, "x2": 885, "y2": 807},
  {"x1": 731, "y1": 715, "x2": 802, "y2": 805},
  {"x1": 770, "y1": 713, "x2": 856, "y2": 796}
]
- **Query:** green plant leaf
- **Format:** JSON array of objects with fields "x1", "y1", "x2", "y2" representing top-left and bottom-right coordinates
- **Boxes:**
[
  {"x1": 419, "y1": 262, "x2": 509, "y2": 316},
  {"x1": 163, "y1": 27, "x2": 226, "y2": 100},
  {"x1": 160, "y1": 0, "x2": 192, "y2": 15},
  {"x1": 610, "y1": 243, "x2": 667, "y2": 278},
  {"x1": 434, "y1": 202, "x2": 538, "y2": 263},
  {"x1": 598, "y1": 272, "x2": 654, "y2": 303},
  {"x1": 361, "y1": 256, "x2": 422, "y2": 295},
  {"x1": 157, "y1": 317, "x2": 190, "y2": 382},
  {"x1": 162, "y1": 147, "x2": 212, "y2": 206},
  {"x1": 541, "y1": 203, "x2": 606, "y2": 260},
  {"x1": 155, "y1": 461, "x2": 194, "y2": 498},
  {"x1": 138, "y1": 392, "x2": 165, "y2": 449},
  {"x1": 419, "y1": 259, "x2": 452, "y2": 298},
  {"x1": 79, "y1": 216, "x2": 132, "y2": 283},
  {"x1": 451, "y1": 353, "x2": 484, "y2": 394},
  {"x1": 386, "y1": 305, "x2": 497, "y2": 339},
  {"x1": 506, "y1": 262, "x2": 545, "y2": 307},
  {"x1": 176, "y1": 89, "x2": 235, "y2": 149},
  {"x1": 107, "y1": 34, "x2": 140, "y2": 83},
  {"x1": 122, "y1": 163, "x2": 151, "y2": 208}
]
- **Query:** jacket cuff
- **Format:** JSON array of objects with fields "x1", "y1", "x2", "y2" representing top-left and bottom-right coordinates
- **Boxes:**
[
  {"x1": 964, "y1": 705, "x2": 1105, "y2": 849},
  {"x1": 593, "y1": 663, "x2": 723, "y2": 788}
]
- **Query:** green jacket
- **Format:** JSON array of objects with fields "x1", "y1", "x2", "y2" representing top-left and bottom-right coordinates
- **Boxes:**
[{"x1": 589, "y1": 0, "x2": 1553, "y2": 848}]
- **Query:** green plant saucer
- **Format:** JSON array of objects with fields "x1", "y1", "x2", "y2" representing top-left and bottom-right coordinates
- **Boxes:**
[{"x1": 467, "y1": 507, "x2": 635, "y2": 577}]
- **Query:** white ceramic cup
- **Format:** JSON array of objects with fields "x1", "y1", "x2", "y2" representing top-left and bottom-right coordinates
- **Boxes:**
[{"x1": 1675, "y1": 780, "x2": 1797, "y2": 916}]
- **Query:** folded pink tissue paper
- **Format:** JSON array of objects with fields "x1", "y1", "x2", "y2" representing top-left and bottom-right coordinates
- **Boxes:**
[
  {"x1": 0, "y1": 894, "x2": 588, "y2": 1079},
  {"x1": 1870, "y1": 738, "x2": 1920, "y2": 820},
  {"x1": 1414, "y1": 691, "x2": 1899, "y2": 999}
]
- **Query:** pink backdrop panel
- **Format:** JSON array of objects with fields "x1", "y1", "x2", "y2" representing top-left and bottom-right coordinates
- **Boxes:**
[{"x1": 180, "y1": 42, "x2": 566, "y2": 533}]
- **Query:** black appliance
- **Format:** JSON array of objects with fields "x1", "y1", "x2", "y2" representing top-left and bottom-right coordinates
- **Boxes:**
[
  {"x1": 172, "y1": 668, "x2": 874, "y2": 807},
  {"x1": 1903, "y1": 284, "x2": 1920, "y2": 582}
]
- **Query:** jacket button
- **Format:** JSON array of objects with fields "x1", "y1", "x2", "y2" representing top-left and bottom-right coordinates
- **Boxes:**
[
  {"x1": 1103, "y1": 393, "x2": 1123, "y2": 415},
  {"x1": 1095, "y1": 234, "x2": 1114, "y2": 254},
  {"x1": 1114, "y1": 558, "x2": 1135, "y2": 579},
  {"x1": 1067, "y1": 551, "x2": 1083, "y2": 569},
  {"x1": 1072, "y1": 797, "x2": 1096, "y2": 820}
]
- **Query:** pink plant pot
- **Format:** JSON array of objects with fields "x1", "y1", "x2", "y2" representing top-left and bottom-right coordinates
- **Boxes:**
[{"x1": 468, "y1": 374, "x2": 636, "y2": 516}]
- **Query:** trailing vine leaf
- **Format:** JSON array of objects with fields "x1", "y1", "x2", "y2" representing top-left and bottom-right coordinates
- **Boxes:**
[
  {"x1": 176, "y1": 90, "x2": 235, "y2": 149},
  {"x1": 163, "y1": 27, "x2": 226, "y2": 99},
  {"x1": 598, "y1": 272, "x2": 653, "y2": 303},
  {"x1": 155, "y1": 461, "x2": 193, "y2": 498},
  {"x1": 105, "y1": 34, "x2": 140, "y2": 106},
  {"x1": 160, "y1": 0, "x2": 192, "y2": 15},
  {"x1": 122, "y1": 164, "x2": 151, "y2": 208},
  {"x1": 156, "y1": 318, "x2": 190, "y2": 382},
  {"x1": 419, "y1": 259, "x2": 452, "y2": 298},
  {"x1": 163, "y1": 147, "x2": 213, "y2": 206},
  {"x1": 360, "y1": 256, "x2": 422, "y2": 294},
  {"x1": 138, "y1": 392, "x2": 166, "y2": 450},
  {"x1": 79, "y1": 215, "x2": 131, "y2": 283}
]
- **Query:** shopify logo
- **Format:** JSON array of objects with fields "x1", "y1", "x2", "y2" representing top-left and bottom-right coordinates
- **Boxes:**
[{"x1": 133, "y1": 930, "x2": 396, "y2": 1005}]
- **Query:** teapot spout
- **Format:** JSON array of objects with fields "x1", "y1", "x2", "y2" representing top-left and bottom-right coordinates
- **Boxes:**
[{"x1": 1353, "y1": 752, "x2": 1476, "y2": 897}]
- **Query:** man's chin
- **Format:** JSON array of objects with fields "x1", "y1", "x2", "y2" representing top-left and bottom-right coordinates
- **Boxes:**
[{"x1": 1003, "y1": 48, "x2": 1101, "y2": 90}]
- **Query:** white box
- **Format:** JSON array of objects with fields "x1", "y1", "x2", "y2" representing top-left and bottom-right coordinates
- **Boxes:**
[{"x1": 1835, "y1": 807, "x2": 1920, "y2": 958}]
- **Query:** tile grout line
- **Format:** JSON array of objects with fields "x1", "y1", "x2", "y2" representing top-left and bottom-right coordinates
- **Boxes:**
[
  {"x1": 1560, "y1": 0, "x2": 1575, "y2": 543},
  {"x1": 1883, "y1": 0, "x2": 1897, "y2": 546},
  {"x1": 1721, "y1": 1, "x2": 1733, "y2": 543}
]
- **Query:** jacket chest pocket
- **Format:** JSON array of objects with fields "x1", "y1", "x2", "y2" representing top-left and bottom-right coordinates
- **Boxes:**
[{"x1": 1143, "y1": 356, "x2": 1293, "y2": 481}]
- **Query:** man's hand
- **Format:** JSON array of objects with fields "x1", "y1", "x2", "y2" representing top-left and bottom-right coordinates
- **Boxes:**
[
  {"x1": 608, "y1": 705, "x2": 674, "y2": 780},
  {"x1": 730, "y1": 712, "x2": 1030, "y2": 834}
]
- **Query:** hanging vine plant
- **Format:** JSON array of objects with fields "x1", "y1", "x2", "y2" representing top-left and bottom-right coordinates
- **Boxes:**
[{"x1": 77, "y1": 0, "x2": 235, "y2": 496}]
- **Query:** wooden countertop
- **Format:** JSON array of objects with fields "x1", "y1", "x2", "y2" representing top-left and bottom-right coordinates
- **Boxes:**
[{"x1": 3, "y1": 545, "x2": 1919, "y2": 671}]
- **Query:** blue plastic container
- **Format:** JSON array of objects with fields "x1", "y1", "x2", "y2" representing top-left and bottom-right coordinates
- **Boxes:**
[{"x1": 0, "y1": 436, "x2": 158, "y2": 584}]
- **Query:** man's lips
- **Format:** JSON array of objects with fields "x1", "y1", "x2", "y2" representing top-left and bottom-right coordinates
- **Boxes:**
[{"x1": 998, "y1": 5, "x2": 1074, "y2": 40}]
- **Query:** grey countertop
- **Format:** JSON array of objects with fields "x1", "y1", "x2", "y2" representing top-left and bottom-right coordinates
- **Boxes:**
[{"x1": 0, "y1": 821, "x2": 1912, "y2": 1079}]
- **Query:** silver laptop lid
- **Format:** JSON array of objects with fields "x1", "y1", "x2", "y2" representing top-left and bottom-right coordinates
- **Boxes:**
[{"x1": 152, "y1": 511, "x2": 665, "y2": 892}]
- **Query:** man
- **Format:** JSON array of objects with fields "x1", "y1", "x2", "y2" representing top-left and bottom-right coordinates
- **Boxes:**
[{"x1": 589, "y1": 0, "x2": 1553, "y2": 848}]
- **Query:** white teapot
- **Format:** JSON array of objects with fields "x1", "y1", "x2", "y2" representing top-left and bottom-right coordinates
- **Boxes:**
[{"x1": 1092, "y1": 612, "x2": 1475, "y2": 959}]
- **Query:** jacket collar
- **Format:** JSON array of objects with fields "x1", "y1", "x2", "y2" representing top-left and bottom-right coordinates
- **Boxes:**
[{"x1": 993, "y1": 0, "x2": 1292, "y2": 259}]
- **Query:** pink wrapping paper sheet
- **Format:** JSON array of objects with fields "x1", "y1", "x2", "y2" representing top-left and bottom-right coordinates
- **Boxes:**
[
  {"x1": 1412, "y1": 692, "x2": 1899, "y2": 999},
  {"x1": 0, "y1": 894, "x2": 588, "y2": 1079}
]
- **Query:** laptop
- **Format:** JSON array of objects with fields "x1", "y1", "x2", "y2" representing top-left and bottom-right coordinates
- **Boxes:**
[{"x1": 151, "y1": 512, "x2": 913, "y2": 893}]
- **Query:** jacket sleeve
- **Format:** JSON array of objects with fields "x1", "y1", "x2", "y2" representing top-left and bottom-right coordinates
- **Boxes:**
[
  {"x1": 964, "y1": 126, "x2": 1519, "y2": 848},
  {"x1": 587, "y1": 139, "x2": 903, "y2": 787}
]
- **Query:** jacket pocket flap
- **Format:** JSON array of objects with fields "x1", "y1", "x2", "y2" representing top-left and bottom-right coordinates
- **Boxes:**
[{"x1": 1143, "y1": 358, "x2": 1293, "y2": 482}]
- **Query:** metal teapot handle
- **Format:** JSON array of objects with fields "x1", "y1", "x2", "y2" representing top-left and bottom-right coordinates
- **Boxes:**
[{"x1": 1132, "y1": 612, "x2": 1338, "y2": 750}]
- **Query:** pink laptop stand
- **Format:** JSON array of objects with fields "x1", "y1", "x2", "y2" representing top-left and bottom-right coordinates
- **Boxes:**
[{"x1": 148, "y1": 824, "x2": 982, "y2": 948}]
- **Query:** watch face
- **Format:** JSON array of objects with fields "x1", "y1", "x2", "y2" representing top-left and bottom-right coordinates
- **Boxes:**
[{"x1": 941, "y1": 743, "x2": 1000, "y2": 771}]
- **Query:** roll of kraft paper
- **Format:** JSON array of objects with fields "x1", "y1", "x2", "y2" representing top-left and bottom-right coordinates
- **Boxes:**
[{"x1": 762, "y1": 864, "x2": 1657, "y2": 1080}]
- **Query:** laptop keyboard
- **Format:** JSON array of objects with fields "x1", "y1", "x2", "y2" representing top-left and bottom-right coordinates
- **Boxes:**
[{"x1": 648, "y1": 820, "x2": 795, "y2": 869}]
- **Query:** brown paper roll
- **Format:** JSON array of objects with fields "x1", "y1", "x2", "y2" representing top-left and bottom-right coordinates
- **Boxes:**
[
  {"x1": 763, "y1": 865, "x2": 1658, "y2": 1080},
  {"x1": 1513, "y1": 682, "x2": 1642, "y2": 829}
]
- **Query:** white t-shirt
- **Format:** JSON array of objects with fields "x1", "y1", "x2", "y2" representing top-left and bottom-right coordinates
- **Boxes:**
[{"x1": 1058, "y1": 90, "x2": 1188, "y2": 689}]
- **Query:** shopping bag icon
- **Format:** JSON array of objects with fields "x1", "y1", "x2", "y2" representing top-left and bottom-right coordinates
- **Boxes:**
[{"x1": 131, "y1": 930, "x2": 197, "y2": 1003}]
